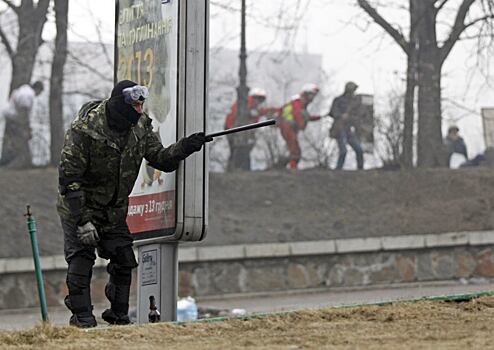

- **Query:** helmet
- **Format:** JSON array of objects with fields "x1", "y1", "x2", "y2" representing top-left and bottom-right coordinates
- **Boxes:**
[
  {"x1": 301, "y1": 83, "x2": 319, "y2": 95},
  {"x1": 250, "y1": 87, "x2": 267, "y2": 98},
  {"x1": 344, "y1": 81, "x2": 358, "y2": 93}
]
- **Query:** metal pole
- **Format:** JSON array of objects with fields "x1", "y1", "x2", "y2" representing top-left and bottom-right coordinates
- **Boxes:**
[
  {"x1": 160, "y1": 242, "x2": 178, "y2": 321},
  {"x1": 230, "y1": 0, "x2": 252, "y2": 170},
  {"x1": 25, "y1": 205, "x2": 49, "y2": 322},
  {"x1": 206, "y1": 119, "x2": 276, "y2": 139},
  {"x1": 237, "y1": 0, "x2": 248, "y2": 123}
]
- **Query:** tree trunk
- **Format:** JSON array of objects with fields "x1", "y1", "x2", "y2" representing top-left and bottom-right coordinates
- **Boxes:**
[
  {"x1": 49, "y1": 0, "x2": 69, "y2": 166},
  {"x1": 402, "y1": 50, "x2": 417, "y2": 168},
  {"x1": 416, "y1": 2, "x2": 445, "y2": 168},
  {"x1": 417, "y1": 58, "x2": 444, "y2": 167},
  {"x1": 0, "y1": 0, "x2": 50, "y2": 168},
  {"x1": 9, "y1": 1, "x2": 49, "y2": 92},
  {"x1": 0, "y1": 108, "x2": 31, "y2": 168},
  {"x1": 417, "y1": 64, "x2": 443, "y2": 167},
  {"x1": 401, "y1": 0, "x2": 418, "y2": 169}
]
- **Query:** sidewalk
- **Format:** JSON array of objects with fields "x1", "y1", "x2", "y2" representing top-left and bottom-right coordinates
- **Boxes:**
[{"x1": 1, "y1": 280, "x2": 493, "y2": 331}]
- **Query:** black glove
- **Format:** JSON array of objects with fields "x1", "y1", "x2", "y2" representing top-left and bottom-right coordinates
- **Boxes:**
[{"x1": 182, "y1": 132, "x2": 213, "y2": 155}]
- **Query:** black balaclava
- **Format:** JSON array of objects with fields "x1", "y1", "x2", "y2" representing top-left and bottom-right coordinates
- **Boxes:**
[{"x1": 106, "y1": 80, "x2": 142, "y2": 132}]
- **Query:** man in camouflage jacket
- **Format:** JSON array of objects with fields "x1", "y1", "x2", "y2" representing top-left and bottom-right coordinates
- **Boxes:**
[{"x1": 57, "y1": 80, "x2": 209, "y2": 328}]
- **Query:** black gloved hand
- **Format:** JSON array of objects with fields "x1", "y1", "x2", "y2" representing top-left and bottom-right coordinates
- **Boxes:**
[
  {"x1": 77, "y1": 222, "x2": 100, "y2": 247},
  {"x1": 182, "y1": 132, "x2": 213, "y2": 155}
]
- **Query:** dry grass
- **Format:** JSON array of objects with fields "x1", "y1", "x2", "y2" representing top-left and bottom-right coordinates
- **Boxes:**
[{"x1": 2, "y1": 297, "x2": 494, "y2": 349}]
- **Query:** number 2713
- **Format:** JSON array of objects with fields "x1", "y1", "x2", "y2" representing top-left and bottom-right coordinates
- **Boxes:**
[{"x1": 118, "y1": 48, "x2": 155, "y2": 88}]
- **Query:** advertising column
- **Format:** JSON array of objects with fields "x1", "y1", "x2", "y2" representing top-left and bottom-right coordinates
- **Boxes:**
[
  {"x1": 116, "y1": 0, "x2": 179, "y2": 241},
  {"x1": 116, "y1": 0, "x2": 209, "y2": 323}
]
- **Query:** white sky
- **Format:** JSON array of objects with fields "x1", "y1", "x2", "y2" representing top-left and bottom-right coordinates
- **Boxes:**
[{"x1": 65, "y1": 0, "x2": 494, "y2": 156}]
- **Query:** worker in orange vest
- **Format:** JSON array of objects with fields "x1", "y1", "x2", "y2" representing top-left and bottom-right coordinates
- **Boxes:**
[{"x1": 277, "y1": 83, "x2": 321, "y2": 170}]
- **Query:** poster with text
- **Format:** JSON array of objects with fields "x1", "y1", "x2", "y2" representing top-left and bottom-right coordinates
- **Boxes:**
[{"x1": 116, "y1": 0, "x2": 179, "y2": 237}]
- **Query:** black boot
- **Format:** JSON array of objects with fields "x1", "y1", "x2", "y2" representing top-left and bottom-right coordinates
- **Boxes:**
[
  {"x1": 64, "y1": 293, "x2": 97, "y2": 328},
  {"x1": 102, "y1": 308, "x2": 131, "y2": 325},
  {"x1": 65, "y1": 256, "x2": 97, "y2": 328},
  {"x1": 102, "y1": 281, "x2": 131, "y2": 325}
]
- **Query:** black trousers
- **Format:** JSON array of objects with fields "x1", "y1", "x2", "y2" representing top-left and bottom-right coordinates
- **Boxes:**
[{"x1": 61, "y1": 219, "x2": 137, "y2": 315}]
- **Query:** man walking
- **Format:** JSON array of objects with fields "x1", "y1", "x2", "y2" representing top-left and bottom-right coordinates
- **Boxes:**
[
  {"x1": 57, "y1": 80, "x2": 210, "y2": 327},
  {"x1": 329, "y1": 82, "x2": 364, "y2": 170}
]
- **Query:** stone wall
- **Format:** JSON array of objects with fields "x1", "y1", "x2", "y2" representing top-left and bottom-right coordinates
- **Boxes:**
[
  {"x1": 177, "y1": 246, "x2": 494, "y2": 297},
  {"x1": 1, "y1": 231, "x2": 494, "y2": 310}
]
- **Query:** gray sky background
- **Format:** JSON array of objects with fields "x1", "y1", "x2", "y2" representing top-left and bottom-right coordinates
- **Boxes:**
[{"x1": 63, "y1": 0, "x2": 494, "y2": 156}]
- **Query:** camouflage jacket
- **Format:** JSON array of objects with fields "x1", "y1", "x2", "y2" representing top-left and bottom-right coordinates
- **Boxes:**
[{"x1": 57, "y1": 100, "x2": 188, "y2": 230}]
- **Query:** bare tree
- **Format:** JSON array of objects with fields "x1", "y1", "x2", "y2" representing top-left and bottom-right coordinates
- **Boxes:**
[
  {"x1": 49, "y1": 0, "x2": 68, "y2": 166},
  {"x1": 374, "y1": 91, "x2": 404, "y2": 169},
  {"x1": 0, "y1": 0, "x2": 50, "y2": 167},
  {"x1": 358, "y1": 0, "x2": 494, "y2": 167}
]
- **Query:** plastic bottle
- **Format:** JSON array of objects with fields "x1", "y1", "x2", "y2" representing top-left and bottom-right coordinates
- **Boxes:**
[
  {"x1": 148, "y1": 295, "x2": 161, "y2": 323},
  {"x1": 177, "y1": 296, "x2": 198, "y2": 321}
]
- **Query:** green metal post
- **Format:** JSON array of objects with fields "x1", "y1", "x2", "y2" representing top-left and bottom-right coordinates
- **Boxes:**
[{"x1": 25, "y1": 205, "x2": 49, "y2": 322}]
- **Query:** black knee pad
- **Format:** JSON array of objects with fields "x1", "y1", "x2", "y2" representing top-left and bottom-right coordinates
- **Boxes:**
[
  {"x1": 67, "y1": 256, "x2": 94, "y2": 294},
  {"x1": 106, "y1": 246, "x2": 137, "y2": 280},
  {"x1": 114, "y1": 245, "x2": 138, "y2": 269},
  {"x1": 107, "y1": 264, "x2": 132, "y2": 286}
]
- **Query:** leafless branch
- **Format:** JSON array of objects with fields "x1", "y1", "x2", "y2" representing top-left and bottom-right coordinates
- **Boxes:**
[
  {"x1": 210, "y1": 0, "x2": 238, "y2": 12},
  {"x1": 440, "y1": 0, "x2": 476, "y2": 62},
  {"x1": 357, "y1": 0, "x2": 410, "y2": 54},
  {"x1": 0, "y1": 0, "x2": 18, "y2": 13},
  {"x1": 464, "y1": 14, "x2": 494, "y2": 30},
  {"x1": 0, "y1": 25, "x2": 13, "y2": 58},
  {"x1": 435, "y1": 0, "x2": 450, "y2": 12},
  {"x1": 63, "y1": 90, "x2": 107, "y2": 100},
  {"x1": 84, "y1": 5, "x2": 113, "y2": 71},
  {"x1": 67, "y1": 51, "x2": 113, "y2": 83}
]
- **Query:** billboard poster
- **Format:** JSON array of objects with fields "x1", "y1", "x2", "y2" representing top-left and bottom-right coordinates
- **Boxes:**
[{"x1": 115, "y1": 0, "x2": 179, "y2": 238}]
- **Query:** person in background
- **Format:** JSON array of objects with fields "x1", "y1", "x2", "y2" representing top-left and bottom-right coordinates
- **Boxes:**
[
  {"x1": 224, "y1": 88, "x2": 278, "y2": 169},
  {"x1": 0, "y1": 80, "x2": 44, "y2": 167},
  {"x1": 328, "y1": 81, "x2": 364, "y2": 170},
  {"x1": 57, "y1": 80, "x2": 210, "y2": 328},
  {"x1": 277, "y1": 83, "x2": 321, "y2": 170},
  {"x1": 445, "y1": 125, "x2": 468, "y2": 167},
  {"x1": 224, "y1": 88, "x2": 273, "y2": 130}
]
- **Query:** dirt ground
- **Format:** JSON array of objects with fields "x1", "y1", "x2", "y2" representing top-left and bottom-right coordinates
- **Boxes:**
[
  {"x1": 2, "y1": 167, "x2": 494, "y2": 257},
  {"x1": 1, "y1": 296, "x2": 494, "y2": 349}
]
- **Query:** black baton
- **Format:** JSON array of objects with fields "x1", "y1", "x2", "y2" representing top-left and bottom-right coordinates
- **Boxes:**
[{"x1": 206, "y1": 119, "x2": 276, "y2": 139}]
